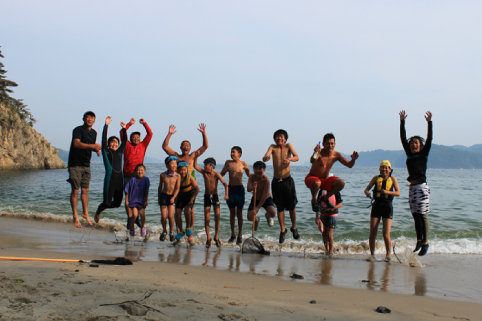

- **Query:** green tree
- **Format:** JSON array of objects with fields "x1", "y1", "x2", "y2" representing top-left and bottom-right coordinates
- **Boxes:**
[{"x1": 0, "y1": 46, "x2": 36, "y2": 125}]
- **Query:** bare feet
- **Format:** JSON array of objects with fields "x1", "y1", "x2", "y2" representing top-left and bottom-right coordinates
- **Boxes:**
[
  {"x1": 74, "y1": 218, "x2": 82, "y2": 228},
  {"x1": 94, "y1": 213, "x2": 100, "y2": 223},
  {"x1": 82, "y1": 213, "x2": 93, "y2": 226}
]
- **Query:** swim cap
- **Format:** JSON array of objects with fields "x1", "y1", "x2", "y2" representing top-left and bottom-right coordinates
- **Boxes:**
[
  {"x1": 380, "y1": 160, "x2": 391, "y2": 168},
  {"x1": 178, "y1": 161, "x2": 188, "y2": 168}
]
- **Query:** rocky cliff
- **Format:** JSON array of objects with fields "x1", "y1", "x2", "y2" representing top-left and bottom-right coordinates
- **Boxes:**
[{"x1": 0, "y1": 102, "x2": 66, "y2": 170}]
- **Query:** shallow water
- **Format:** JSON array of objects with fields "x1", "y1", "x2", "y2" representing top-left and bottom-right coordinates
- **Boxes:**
[{"x1": 1, "y1": 165, "x2": 482, "y2": 254}]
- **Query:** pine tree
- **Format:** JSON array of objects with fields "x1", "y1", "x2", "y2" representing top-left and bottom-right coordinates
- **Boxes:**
[{"x1": 0, "y1": 46, "x2": 36, "y2": 125}]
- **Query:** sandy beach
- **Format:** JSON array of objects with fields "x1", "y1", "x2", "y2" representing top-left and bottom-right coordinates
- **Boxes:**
[{"x1": 1, "y1": 216, "x2": 481, "y2": 320}]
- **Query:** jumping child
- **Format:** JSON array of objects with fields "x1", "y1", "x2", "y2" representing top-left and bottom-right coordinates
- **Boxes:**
[
  {"x1": 364, "y1": 160, "x2": 400, "y2": 262},
  {"x1": 400, "y1": 110, "x2": 433, "y2": 256},
  {"x1": 221, "y1": 146, "x2": 251, "y2": 245},
  {"x1": 158, "y1": 156, "x2": 180, "y2": 242},
  {"x1": 173, "y1": 161, "x2": 199, "y2": 245},
  {"x1": 125, "y1": 164, "x2": 150, "y2": 237},
  {"x1": 317, "y1": 185, "x2": 343, "y2": 256},
  {"x1": 262, "y1": 129, "x2": 300, "y2": 244},
  {"x1": 246, "y1": 161, "x2": 276, "y2": 231},
  {"x1": 193, "y1": 153, "x2": 229, "y2": 249}
]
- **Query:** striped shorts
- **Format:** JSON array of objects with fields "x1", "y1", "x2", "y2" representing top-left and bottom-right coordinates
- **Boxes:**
[{"x1": 409, "y1": 183, "x2": 430, "y2": 214}]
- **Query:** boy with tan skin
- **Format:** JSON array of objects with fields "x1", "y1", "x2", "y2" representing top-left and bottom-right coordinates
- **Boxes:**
[
  {"x1": 158, "y1": 156, "x2": 180, "y2": 242},
  {"x1": 162, "y1": 123, "x2": 208, "y2": 228},
  {"x1": 262, "y1": 129, "x2": 299, "y2": 244},
  {"x1": 68, "y1": 111, "x2": 102, "y2": 228},
  {"x1": 305, "y1": 133, "x2": 359, "y2": 215},
  {"x1": 221, "y1": 146, "x2": 251, "y2": 245},
  {"x1": 193, "y1": 153, "x2": 229, "y2": 249},
  {"x1": 246, "y1": 161, "x2": 276, "y2": 231},
  {"x1": 173, "y1": 161, "x2": 200, "y2": 246}
]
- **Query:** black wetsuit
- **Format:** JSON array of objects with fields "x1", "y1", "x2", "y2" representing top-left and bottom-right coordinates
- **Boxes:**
[{"x1": 96, "y1": 125, "x2": 127, "y2": 215}]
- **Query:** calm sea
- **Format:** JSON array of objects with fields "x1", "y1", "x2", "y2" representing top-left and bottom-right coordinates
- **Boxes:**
[{"x1": 1, "y1": 165, "x2": 481, "y2": 254}]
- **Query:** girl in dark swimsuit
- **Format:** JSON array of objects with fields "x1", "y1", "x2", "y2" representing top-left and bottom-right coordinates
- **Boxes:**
[{"x1": 400, "y1": 110, "x2": 433, "y2": 256}]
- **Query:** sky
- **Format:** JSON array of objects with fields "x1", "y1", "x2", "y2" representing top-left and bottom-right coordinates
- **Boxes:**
[{"x1": 1, "y1": 1, "x2": 481, "y2": 163}]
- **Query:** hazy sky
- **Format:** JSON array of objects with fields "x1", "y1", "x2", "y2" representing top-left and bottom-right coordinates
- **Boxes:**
[{"x1": 2, "y1": 1, "x2": 481, "y2": 163}]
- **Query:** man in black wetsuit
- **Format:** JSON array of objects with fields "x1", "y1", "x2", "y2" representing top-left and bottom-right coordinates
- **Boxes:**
[
  {"x1": 400, "y1": 110, "x2": 433, "y2": 256},
  {"x1": 94, "y1": 116, "x2": 128, "y2": 223},
  {"x1": 67, "y1": 111, "x2": 101, "y2": 228}
]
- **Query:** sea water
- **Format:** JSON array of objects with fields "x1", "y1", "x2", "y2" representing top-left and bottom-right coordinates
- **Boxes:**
[{"x1": 1, "y1": 165, "x2": 481, "y2": 255}]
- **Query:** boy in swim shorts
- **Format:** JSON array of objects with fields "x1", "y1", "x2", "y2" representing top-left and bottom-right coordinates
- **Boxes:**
[
  {"x1": 364, "y1": 160, "x2": 400, "y2": 262},
  {"x1": 193, "y1": 153, "x2": 229, "y2": 249},
  {"x1": 262, "y1": 129, "x2": 300, "y2": 244},
  {"x1": 221, "y1": 146, "x2": 251, "y2": 245},
  {"x1": 173, "y1": 161, "x2": 199, "y2": 246},
  {"x1": 125, "y1": 164, "x2": 150, "y2": 237},
  {"x1": 158, "y1": 156, "x2": 180, "y2": 242},
  {"x1": 317, "y1": 189, "x2": 342, "y2": 256},
  {"x1": 305, "y1": 133, "x2": 358, "y2": 216},
  {"x1": 247, "y1": 161, "x2": 276, "y2": 231}
]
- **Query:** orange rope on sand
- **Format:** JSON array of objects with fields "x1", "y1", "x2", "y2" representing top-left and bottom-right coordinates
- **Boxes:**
[{"x1": 0, "y1": 257, "x2": 80, "y2": 263}]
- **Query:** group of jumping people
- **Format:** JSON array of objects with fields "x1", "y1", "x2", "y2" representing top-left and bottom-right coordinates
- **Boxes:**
[{"x1": 67, "y1": 110, "x2": 433, "y2": 259}]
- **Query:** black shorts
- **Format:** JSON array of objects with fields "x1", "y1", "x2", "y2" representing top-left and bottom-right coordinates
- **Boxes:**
[
  {"x1": 248, "y1": 197, "x2": 275, "y2": 211},
  {"x1": 370, "y1": 200, "x2": 393, "y2": 219},
  {"x1": 204, "y1": 194, "x2": 220, "y2": 208},
  {"x1": 271, "y1": 176, "x2": 297, "y2": 212},
  {"x1": 176, "y1": 191, "x2": 195, "y2": 209},
  {"x1": 159, "y1": 192, "x2": 175, "y2": 207}
]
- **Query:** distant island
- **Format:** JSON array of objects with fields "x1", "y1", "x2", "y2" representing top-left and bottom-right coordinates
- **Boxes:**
[{"x1": 57, "y1": 143, "x2": 482, "y2": 169}]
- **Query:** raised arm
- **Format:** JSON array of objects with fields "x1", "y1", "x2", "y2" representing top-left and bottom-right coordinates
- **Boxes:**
[
  {"x1": 399, "y1": 111, "x2": 410, "y2": 153},
  {"x1": 139, "y1": 118, "x2": 153, "y2": 147},
  {"x1": 337, "y1": 151, "x2": 359, "y2": 168},
  {"x1": 162, "y1": 124, "x2": 178, "y2": 156},
  {"x1": 120, "y1": 118, "x2": 135, "y2": 140},
  {"x1": 311, "y1": 143, "x2": 321, "y2": 163},
  {"x1": 102, "y1": 118, "x2": 110, "y2": 150},
  {"x1": 262, "y1": 145, "x2": 274, "y2": 162},
  {"x1": 193, "y1": 123, "x2": 208, "y2": 156},
  {"x1": 118, "y1": 122, "x2": 127, "y2": 153},
  {"x1": 193, "y1": 152, "x2": 204, "y2": 174},
  {"x1": 422, "y1": 111, "x2": 433, "y2": 155}
]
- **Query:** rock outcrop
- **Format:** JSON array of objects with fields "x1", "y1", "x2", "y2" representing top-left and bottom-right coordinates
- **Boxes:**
[{"x1": 0, "y1": 102, "x2": 66, "y2": 170}]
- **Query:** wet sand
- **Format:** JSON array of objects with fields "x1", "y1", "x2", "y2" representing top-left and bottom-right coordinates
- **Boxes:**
[{"x1": 1, "y1": 216, "x2": 481, "y2": 320}]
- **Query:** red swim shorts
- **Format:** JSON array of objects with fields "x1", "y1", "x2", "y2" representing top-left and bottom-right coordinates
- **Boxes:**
[{"x1": 304, "y1": 173, "x2": 338, "y2": 191}]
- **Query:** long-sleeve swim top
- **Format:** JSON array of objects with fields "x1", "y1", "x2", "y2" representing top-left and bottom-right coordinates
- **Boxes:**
[
  {"x1": 102, "y1": 124, "x2": 127, "y2": 174},
  {"x1": 121, "y1": 122, "x2": 153, "y2": 176},
  {"x1": 400, "y1": 120, "x2": 432, "y2": 183}
]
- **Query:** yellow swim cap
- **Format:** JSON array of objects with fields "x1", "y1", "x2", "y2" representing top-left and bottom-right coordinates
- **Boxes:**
[{"x1": 380, "y1": 160, "x2": 391, "y2": 168}]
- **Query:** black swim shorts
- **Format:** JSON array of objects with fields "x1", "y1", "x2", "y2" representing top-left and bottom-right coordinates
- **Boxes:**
[
  {"x1": 271, "y1": 176, "x2": 297, "y2": 212},
  {"x1": 370, "y1": 200, "x2": 393, "y2": 219},
  {"x1": 204, "y1": 194, "x2": 220, "y2": 208},
  {"x1": 248, "y1": 196, "x2": 275, "y2": 211},
  {"x1": 176, "y1": 191, "x2": 195, "y2": 210}
]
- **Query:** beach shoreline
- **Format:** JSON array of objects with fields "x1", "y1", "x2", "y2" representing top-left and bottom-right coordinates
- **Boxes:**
[{"x1": 1, "y1": 216, "x2": 482, "y2": 320}]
